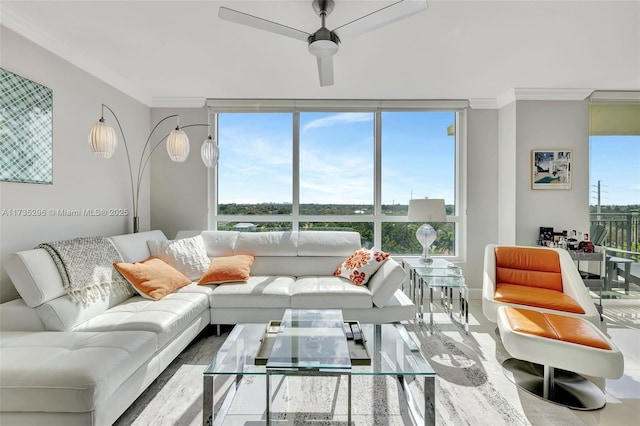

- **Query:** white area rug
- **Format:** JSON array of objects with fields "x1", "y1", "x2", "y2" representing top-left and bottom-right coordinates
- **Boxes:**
[{"x1": 114, "y1": 309, "x2": 586, "y2": 425}]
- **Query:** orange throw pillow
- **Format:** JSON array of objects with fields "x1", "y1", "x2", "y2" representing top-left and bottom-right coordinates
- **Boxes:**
[
  {"x1": 198, "y1": 255, "x2": 255, "y2": 285},
  {"x1": 114, "y1": 257, "x2": 191, "y2": 300}
]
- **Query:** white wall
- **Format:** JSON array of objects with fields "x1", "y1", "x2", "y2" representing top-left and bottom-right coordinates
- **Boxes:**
[
  {"x1": 150, "y1": 107, "x2": 209, "y2": 239},
  {"x1": 515, "y1": 100, "x2": 591, "y2": 245},
  {"x1": 465, "y1": 109, "x2": 500, "y2": 288},
  {"x1": 497, "y1": 102, "x2": 517, "y2": 245},
  {"x1": 0, "y1": 27, "x2": 150, "y2": 302}
]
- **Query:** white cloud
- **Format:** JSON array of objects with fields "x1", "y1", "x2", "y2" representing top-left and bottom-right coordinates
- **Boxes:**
[{"x1": 302, "y1": 113, "x2": 373, "y2": 133}]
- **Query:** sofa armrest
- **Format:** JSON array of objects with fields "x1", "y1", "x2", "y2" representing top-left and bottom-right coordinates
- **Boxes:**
[
  {"x1": 367, "y1": 258, "x2": 407, "y2": 308},
  {"x1": 0, "y1": 299, "x2": 45, "y2": 331}
]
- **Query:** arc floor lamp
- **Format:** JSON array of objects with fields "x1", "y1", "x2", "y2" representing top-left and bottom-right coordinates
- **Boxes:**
[{"x1": 88, "y1": 104, "x2": 219, "y2": 233}]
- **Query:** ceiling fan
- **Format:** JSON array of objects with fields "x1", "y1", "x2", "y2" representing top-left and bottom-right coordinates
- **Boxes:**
[{"x1": 218, "y1": 0, "x2": 429, "y2": 87}]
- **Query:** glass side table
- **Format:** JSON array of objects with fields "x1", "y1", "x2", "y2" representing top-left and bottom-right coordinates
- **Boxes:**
[{"x1": 402, "y1": 258, "x2": 468, "y2": 333}]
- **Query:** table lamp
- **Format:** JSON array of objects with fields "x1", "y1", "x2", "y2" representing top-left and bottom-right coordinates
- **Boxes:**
[{"x1": 407, "y1": 198, "x2": 447, "y2": 263}]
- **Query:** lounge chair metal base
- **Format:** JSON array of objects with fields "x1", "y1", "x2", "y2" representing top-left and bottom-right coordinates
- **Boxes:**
[{"x1": 501, "y1": 358, "x2": 606, "y2": 411}]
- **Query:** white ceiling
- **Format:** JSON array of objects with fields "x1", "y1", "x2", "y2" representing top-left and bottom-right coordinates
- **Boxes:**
[{"x1": 2, "y1": 0, "x2": 639, "y2": 107}]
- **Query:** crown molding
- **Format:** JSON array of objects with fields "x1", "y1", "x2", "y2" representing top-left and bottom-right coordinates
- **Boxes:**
[
  {"x1": 469, "y1": 98, "x2": 499, "y2": 109},
  {"x1": 513, "y1": 88, "x2": 595, "y2": 101},
  {"x1": 0, "y1": 6, "x2": 152, "y2": 106},
  {"x1": 590, "y1": 90, "x2": 640, "y2": 103},
  {"x1": 496, "y1": 88, "x2": 595, "y2": 108},
  {"x1": 151, "y1": 97, "x2": 207, "y2": 108}
]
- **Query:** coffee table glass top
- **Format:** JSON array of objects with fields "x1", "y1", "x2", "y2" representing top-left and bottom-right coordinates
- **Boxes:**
[
  {"x1": 266, "y1": 309, "x2": 351, "y2": 370},
  {"x1": 203, "y1": 321, "x2": 434, "y2": 378}
]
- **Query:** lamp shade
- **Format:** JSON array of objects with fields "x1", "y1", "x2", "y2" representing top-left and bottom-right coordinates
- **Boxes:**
[
  {"x1": 166, "y1": 127, "x2": 190, "y2": 162},
  {"x1": 200, "y1": 135, "x2": 219, "y2": 168},
  {"x1": 407, "y1": 198, "x2": 446, "y2": 222},
  {"x1": 88, "y1": 118, "x2": 118, "y2": 159}
]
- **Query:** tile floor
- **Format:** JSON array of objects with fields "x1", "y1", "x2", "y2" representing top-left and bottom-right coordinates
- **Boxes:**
[{"x1": 116, "y1": 299, "x2": 640, "y2": 425}]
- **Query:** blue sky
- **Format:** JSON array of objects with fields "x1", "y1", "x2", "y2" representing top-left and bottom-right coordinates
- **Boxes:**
[
  {"x1": 590, "y1": 135, "x2": 640, "y2": 206},
  {"x1": 217, "y1": 111, "x2": 456, "y2": 206},
  {"x1": 217, "y1": 112, "x2": 639, "y2": 207}
]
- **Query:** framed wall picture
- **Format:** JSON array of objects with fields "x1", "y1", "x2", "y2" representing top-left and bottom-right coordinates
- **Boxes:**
[
  {"x1": 531, "y1": 149, "x2": 572, "y2": 190},
  {"x1": 0, "y1": 68, "x2": 53, "y2": 184}
]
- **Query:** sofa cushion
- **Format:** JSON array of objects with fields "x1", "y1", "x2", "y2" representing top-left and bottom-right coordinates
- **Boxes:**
[
  {"x1": 109, "y1": 230, "x2": 168, "y2": 263},
  {"x1": 334, "y1": 248, "x2": 390, "y2": 285},
  {"x1": 114, "y1": 257, "x2": 192, "y2": 300},
  {"x1": 200, "y1": 230, "x2": 239, "y2": 257},
  {"x1": 494, "y1": 283, "x2": 585, "y2": 314},
  {"x1": 291, "y1": 276, "x2": 373, "y2": 309},
  {"x1": 250, "y1": 256, "x2": 347, "y2": 277},
  {"x1": 3, "y1": 249, "x2": 66, "y2": 307},
  {"x1": 0, "y1": 299, "x2": 45, "y2": 331},
  {"x1": 495, "y1": 246, "x2": 563, "y2": 292},
  {"x1": 198, "y1": 255, "x2": 255, "y2": 285},
  {"x1": 297, "y1": 231, "x2": 361, "y2": 256},
  {"x1": 147, "y1": 235, "x2": 210, "y2": 280},
  {"x1": 235, "y1": 231, "x2": 298, "y2": 256},
  {"x1": 70, "y1": 292, "x2": 209, "y2": 348},
  {"x1": 208, "y1": 276, "x2": 295, "y2": 308},
  {"x1": 0, "y1": 330, "x2": 157, "y2": 412},
  {"x1": 366, "y1": 258, "x2": 407, "y2": 308}
]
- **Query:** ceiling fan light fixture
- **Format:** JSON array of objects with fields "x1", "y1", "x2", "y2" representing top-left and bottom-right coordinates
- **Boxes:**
[{"x1": 308, "y1": 39, "x2": 338, "y2": 57}]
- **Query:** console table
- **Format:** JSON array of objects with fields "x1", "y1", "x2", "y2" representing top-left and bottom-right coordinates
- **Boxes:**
[
  {"x1": 567, "y1": 250, "x2": 604, "y2": 317},
  {"x1": 403, "y1": 258, "x2": 468, "y2": 333}
]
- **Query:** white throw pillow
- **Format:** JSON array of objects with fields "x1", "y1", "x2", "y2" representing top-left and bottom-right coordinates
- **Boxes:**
[
  {"x1": 333, "y1": 248, "x2": 390, "y2": 286},
  {"x1": 147, "y1": 235, "x2": 210, "y2": 281}
]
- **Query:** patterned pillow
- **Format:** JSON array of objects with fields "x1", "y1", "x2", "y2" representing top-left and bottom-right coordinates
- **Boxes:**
[
  {"x1": 147, "y1": 235, "x2": 210, "y2": 281},
  {"x1": 334, "y1": 248, "x2": 391, "y2": 286}
]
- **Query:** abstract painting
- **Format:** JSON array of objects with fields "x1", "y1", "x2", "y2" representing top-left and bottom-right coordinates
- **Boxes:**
[{"x1": 532, "y1": 149, "x2": 572, "y2": 189}]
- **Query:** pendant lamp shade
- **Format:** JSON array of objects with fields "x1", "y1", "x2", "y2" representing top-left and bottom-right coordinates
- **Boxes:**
[
  {"x1": 87, "y1": 103, "x2": 210, "y2": 233},
  {"x1": 88, "y1": 118, "x2": 118, "y2": 159},
  {"x1": 166, "y1": 127, "x2": 190, "y2": 162},
  {"x1": 201, "y1": 135, "x2": 219, "y2": 168}
]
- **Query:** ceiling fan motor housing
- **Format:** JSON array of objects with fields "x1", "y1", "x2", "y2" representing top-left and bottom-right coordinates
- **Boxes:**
[{"x1": 308, "y1": 27, "x2": 340, "y2": 57}]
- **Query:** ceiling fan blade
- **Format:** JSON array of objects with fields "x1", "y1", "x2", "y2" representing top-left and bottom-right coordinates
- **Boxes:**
[
  {"x1": 317, "y1": 56, "x2": 334, "y2": 87},
  {"x1": 219, "y1": 6, "x2": 310, "y2": 42},
  {"x1": 333, "y1": 0, "x2": 428, "y2": 40}
]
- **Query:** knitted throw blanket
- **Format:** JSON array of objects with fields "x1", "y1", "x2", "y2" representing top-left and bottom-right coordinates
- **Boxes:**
[{"x1": 37, "y1": 237, "x2": 132, "y2": 304}]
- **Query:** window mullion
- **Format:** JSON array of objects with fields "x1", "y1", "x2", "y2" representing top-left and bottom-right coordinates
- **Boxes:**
[
  {"x1": 292, "y1": 112, "x2": 300, "y2": 231},
  {"x1": 374, "y1": 109, "x2": 382, "y2": 249}
]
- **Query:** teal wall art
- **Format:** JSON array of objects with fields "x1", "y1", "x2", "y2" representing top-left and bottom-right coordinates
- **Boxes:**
[{"x1": 0, "y1": 68, "x2": 53, "y2": 184}]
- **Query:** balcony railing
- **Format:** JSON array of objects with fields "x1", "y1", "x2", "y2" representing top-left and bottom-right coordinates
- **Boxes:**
[{"x1": 591, "y1": 212, "x2": 640, "y2": 260}]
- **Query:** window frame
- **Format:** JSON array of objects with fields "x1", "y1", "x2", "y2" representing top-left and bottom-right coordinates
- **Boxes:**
[{"x1": 207, "y1": 99, "x2": 468, "y2": 262}]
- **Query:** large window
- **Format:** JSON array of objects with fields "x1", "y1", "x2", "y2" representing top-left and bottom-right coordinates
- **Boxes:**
[
  {"x1": 589, "y1": 94, "x2": 640, "y2": 253},
  {"x1": 209, "y1": 100, "x2": 466, "y2": 259}
]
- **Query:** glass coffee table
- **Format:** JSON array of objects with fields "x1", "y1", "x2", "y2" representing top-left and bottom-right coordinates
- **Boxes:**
[
  {"x1": 266, "y1": 309, "x2": 352, "y2": 425},
  {"x1": 203, "y1": 309, "x2": 436, "y2": 425}
]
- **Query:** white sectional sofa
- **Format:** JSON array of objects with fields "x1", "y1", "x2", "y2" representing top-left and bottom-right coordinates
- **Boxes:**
[{"x1": 0, "y1": 229, "x2": 413, "y2": 425}]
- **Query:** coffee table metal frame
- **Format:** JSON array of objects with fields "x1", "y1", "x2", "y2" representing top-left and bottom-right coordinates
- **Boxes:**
[
  {"x1": 264, "y1": 309, "x2": 352, "y2": 425},
  {"x1": 203, "y1": 322, "x2": 436, "y2": 425}
]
